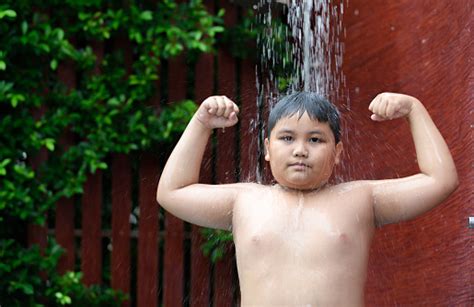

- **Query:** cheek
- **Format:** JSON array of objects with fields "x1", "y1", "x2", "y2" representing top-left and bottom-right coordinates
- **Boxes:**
[{"x1": 314, "y1": 150, "x2": 336, "y2": 169}]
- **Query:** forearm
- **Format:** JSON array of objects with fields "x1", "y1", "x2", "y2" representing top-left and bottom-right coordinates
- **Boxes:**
[
  {"x1": 408, "y1": 99, "x2": 458, "y2": 187},
  {"x1": 157, "y1": 115, "x2": 212, "y2": 198}
]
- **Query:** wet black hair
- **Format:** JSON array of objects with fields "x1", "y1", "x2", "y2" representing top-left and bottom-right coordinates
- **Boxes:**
[{"x1": 267, "y1": 92, "x2": 341, "y2": 143}]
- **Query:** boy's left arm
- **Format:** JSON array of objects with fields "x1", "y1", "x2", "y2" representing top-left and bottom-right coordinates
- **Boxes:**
[{"x1": 368, "y1": 93, "x2": 458, "y2": 226}]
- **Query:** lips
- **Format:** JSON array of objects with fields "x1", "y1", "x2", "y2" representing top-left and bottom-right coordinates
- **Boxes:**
[{"x1": 288, "y1": 162, "x2": 311, "y2": 168}]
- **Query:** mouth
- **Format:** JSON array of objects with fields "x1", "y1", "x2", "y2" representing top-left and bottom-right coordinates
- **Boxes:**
[{"x1": 288, "y1": 162, "x2": 311, "y2": 169}]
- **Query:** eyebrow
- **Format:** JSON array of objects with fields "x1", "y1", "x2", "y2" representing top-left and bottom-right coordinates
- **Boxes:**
[{"x1": 276, "y1": 129, "x2": 326, "y2": 135}]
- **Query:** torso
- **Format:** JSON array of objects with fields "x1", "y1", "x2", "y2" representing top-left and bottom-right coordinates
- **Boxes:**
[{"x1": 232, "y1": 182, "x2": 375, "y2": 306}]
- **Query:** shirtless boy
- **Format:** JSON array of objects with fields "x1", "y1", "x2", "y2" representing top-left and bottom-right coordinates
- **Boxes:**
[{"x1": 157, "y1": 92, "x2": 458, "y2": 306}]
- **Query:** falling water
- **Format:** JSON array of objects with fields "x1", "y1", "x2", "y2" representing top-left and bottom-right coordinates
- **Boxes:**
[{"x1": 254, "y1": 0, "x2": 346, "y2": 181}]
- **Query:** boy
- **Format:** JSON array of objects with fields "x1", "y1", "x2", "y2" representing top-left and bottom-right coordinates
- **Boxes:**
[{"x1": 157, "y1": 92, "x2": 458, "y2": 306}]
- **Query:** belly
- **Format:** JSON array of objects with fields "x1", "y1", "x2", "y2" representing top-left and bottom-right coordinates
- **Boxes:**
[{"x1": 234, "y1": 227, "x2": 370, "y2": 306}]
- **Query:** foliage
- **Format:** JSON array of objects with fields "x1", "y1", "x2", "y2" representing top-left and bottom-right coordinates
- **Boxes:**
[
  {"x1": 219, "y1": 9, "x2": 259, "y2": 60},
  {"x1": 200, "y1": 228, "x2": 234, "y2": 263},
  {"x1": 0, "y1": 239, "x2": 127, "y2": 306},
  {"x1": 0, "y1": 0, "x2": 224, "y2": 305}
]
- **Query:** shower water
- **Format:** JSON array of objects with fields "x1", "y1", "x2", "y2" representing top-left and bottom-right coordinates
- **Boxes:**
[{"x1": 253, "y1": 0, "x2": 346, "y2": 182}]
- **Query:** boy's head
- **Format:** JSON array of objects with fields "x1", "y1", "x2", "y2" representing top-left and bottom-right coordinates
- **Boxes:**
[
  {"x1": 264, "y1": 92, "x2": 343, "y2": 191},
  {"x1": 267, "y1": 92, "x2": 341, "y2": 143}
]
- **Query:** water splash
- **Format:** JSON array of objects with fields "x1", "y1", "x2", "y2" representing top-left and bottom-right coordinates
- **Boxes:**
[
  {"x1": 256, "y1": 0, "x2": 345, "y2": 96},
  {"x1": 254, "y1": 0, "x2": 346, "y2": 181}
]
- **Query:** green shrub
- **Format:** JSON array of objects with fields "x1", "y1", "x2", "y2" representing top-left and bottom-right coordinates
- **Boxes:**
[{"x1": 0, "y1": 0, "x2": 224, "y2": 305}]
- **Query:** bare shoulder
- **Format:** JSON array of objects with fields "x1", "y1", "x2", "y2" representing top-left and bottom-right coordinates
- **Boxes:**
[
  {"x1": 231, "y1": 182, "x2": 269, "y2": 197},
  {"x1": 327, "y1": 180, "x2": 373, "y2": 197}
]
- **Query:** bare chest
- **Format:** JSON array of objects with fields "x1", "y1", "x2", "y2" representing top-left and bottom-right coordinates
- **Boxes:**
[{"x1": 232, "y1": 188, "x2": 374, "y2": 263}]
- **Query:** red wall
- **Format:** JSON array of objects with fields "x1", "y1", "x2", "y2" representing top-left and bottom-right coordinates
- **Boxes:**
[{"x1": 340, "y1": 1, "x2": 472, "y2": 304}]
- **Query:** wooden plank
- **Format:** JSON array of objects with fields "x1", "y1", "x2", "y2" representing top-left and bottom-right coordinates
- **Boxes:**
[
  {"x1": 213, "y1": 244, "x2": 235, "y2": 307},
  {"x1": 55, "y1": 59, "x2": 77, "y2": 274},
  {"x1": 27, "y1": 223, "x2": 48, "y2": 249},
  {"x1": 214, "y1": 2, "x2": 238, "y2": 306},
  {"x1": 137, "y1": 153, "x2": 159, "y2": 307},
  {"x1": 111, "y1": 153, "x2": 131, "y2": 305},
  {"x1": 137, "y1": 44, "x2": 161, "y2": 306},
  {"x1": 163, "y1": 54, "x2": 186, "y2": 306},
  {"x1": 109, "y1": 36, "x2": 133, "y2": 306},
  {"x1": 55, "y1": 198, "x2": 75, "y2": 273},
  {"x1": 28, "y1": 108, "x2": 48, "y2": 250},
  {"x1": 190, "y1": 1, "x2": 215, "y2": 300},
  {"x1": 81, "y1": 39, "x2": 105, "y2": 287},
  {"x1": 239, "y1": 57, "x2": 258, "y2": 182},
  {"x1": 81, "y1": 171, "x2": 103, "y2": 285}
]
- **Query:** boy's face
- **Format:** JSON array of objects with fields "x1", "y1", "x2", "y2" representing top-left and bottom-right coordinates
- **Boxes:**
[{"x1": 265, "y1": 112, "x2": 343, "y2": 191}]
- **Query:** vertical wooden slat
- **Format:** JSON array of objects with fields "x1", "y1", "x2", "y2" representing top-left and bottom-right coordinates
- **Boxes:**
[
  {"x1": 137, "y1": 55, "x2": 161, "y2": 306},
  {"x1": 81, "y1": 171, "x2": 103, "y2": 285},
  {"x1": 111, "y1": 154, "x2": 131, "y2": 305},
  {"x1": 28, "y1": 110, "x2": 48, "y2": 250},
  {"x1": 137, "y1": 153, "x2": 159, "y2": 307},
  {"x1": 27, "y1": 224, "x2": 48, "y2": 249},
  {"x1": 81, "y1": 39, "x2": 104, "y2": 286},
  {"x1": 55, "y1": 60, "x2": 76, "y2": 274},
  {"x1": 214, "y1": 2, "x2": 238, "y2": 306},
  {"x1": 109, "y1": 36, "x2": 133, "y2": 305},
  {"x1": 55, "y1": 197, "x2": 75, "y2": 273},
  {"x1": 240, "y1": 57, "x2": 258, "y2": 182},
  {"x1": 190, "y1": 0, "x2": 215, "y2": 300},
  {"x1": 163, "y1": 54, "x2": 186, "y2": 306}
]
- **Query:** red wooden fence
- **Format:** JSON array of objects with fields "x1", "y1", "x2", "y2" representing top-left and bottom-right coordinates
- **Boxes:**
[{"x1": 27, "y1": 0, "x2": 472, "y2": 306}]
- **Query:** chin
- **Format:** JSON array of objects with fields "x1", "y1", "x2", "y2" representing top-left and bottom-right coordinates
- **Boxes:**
[{"x1": 277, "y1": 179, "x2": 325, "y2": 191}]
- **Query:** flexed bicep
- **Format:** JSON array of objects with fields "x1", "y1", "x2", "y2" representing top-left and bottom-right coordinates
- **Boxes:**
[
  {"x1": 370, "y1": 174, "x2": 453, "y2": 227},
  {"x1": 367, "y1": 93, "x2": 458, "y2": 227},
  {"x1": 158, "y1": 183, "x2": 243, "y2": 230}
]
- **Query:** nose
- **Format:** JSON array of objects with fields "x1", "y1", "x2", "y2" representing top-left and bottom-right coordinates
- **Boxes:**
[{"x1": 292, "y1": 141, "x2": 308, "y2": 157}]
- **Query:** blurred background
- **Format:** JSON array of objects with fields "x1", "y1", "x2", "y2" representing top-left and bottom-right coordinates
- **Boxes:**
[{"x1": 0, "y1": 0, "x2": 471, "y2": 306}]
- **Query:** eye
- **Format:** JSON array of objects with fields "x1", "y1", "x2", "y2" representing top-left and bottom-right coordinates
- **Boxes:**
[
  {"x1": 309, "y1": 137, "x2": 322, "y2": 143},
  {"x1": 279, "y1": 135, "x2": 293, "y2": 142}
]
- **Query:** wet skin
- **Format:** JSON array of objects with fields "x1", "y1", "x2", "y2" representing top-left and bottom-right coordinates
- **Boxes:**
[
  {"x1": 234, "y1": 114, "x2": 370, "y2": 306},
  {"x1": 233, "y1": 182, "x2": 374, "y2": 306},
  {"x1": 157, "y1": 94, "x2": 458, "y2": 306}
]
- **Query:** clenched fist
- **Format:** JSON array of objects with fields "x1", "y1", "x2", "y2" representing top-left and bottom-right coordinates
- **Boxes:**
[
  {"x1": 369, "y1": 92, "x2": 417, "y2": 121},
  {"x1": 196, "y1": 95, "x2": 239, "y2": 129}
]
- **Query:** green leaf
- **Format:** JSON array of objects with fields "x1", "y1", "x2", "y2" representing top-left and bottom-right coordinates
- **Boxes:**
[
  {"x1": 50, "y1": 59, "x2": 58, "y2": 70},
  {"x1": 21, "y1": 21, "x2": 28, "y2": 33},
  {"x1": 56, "y1": 29, "x2": 65, "y2": 40},
  {"x1": 44, "y1": 138, "x2": 55, "y2": 151},
  {"x1": 0, "y1": 9, "x2": 17, "y2": 19},
  {"x1": 0, "y1": 61, "x2": 5, "y2": 70},
  {"x1": 0, "y1": 158, "x2": 11, "y2": 176},
  {"x1": 9, "y1": 93, "x2": 25, "y2": 107},
  {"x1": 140, "y1": 11, "x2": 153, "y2": 21}
]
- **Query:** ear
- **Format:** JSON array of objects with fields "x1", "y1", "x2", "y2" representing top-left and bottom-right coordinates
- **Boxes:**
[
  {"x1": 264, "y1": 138, "x2": 270, "y2": 161},
  {"x1": 334, "y1": 141, "x2": 343, "y2": 165}
]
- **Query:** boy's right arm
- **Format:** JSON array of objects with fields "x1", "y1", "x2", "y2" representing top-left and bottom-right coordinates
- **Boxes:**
[{"x1": 156, "y1": 96, "x2": 240, "y2": 230}]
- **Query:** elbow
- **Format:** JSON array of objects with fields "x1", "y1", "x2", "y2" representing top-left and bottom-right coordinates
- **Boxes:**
[
  {"x1": 438, "y1": 173, "x2": 459, "y2": 198},
  {"x1": 447, "y1": 167, "x2": 459, "y2": 193},
  {"x1": 448, "y1": 174, "x2": 459, "y2": 194},
  {"x1": 156, "y1": 189, "x2": 163, "y2": 205},
  {"x1": 156, "y1": 181, "x2": 168, "y2": 207},
  {"x1": 156, "y1": 181, "x2": 178, "y2": 210}
]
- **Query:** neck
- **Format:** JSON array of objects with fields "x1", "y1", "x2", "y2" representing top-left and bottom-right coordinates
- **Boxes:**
[{"x1": 275, "y1": 182, "x2": 329, "y2": 194}]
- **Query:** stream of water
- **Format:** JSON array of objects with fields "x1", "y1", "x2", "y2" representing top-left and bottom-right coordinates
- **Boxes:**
[{"x1": 253, "y1": 0, "x2": 346, "y2": 182}]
